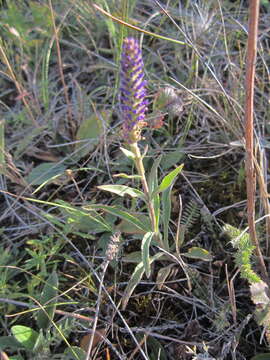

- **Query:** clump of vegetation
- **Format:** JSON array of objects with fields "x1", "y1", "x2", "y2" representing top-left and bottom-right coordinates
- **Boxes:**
[{"x1": 1, "y1": 1, "x2": 270, "y2": 359}]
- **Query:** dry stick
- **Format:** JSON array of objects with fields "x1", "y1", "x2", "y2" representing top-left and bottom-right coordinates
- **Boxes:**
[
  {"x1": 48, "y1": 0, "x2": 73, "y2": 134},
  {"x1": 245, "y1": 0, "x2": 268, "y2": 282}
]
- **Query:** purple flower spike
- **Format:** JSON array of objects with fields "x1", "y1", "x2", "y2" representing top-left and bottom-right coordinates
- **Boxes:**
[{"x1": 120, "y1": 37, "x2": 148, "y2": 143}]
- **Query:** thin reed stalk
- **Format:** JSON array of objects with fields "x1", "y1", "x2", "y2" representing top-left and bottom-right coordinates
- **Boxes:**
[{"x1": 245, "y1": 0, "x2": 268, "y2": 282}]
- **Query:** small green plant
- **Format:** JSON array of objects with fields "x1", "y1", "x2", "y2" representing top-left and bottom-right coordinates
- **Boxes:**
[
  {"x1": 224, "y1": 224, "x2": 270, "y2": 352},
  {"x1": 83, "y1": 37, "x2": 212, "y2": 310},
  {"x1": 0, "y1": 271, "x2": 85, "y2": 360}
]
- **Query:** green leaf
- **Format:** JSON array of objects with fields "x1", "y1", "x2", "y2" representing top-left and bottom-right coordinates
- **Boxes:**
[
  {"x1": 113, "y1": 173, "x2": 141, "y2": 179},
  {"x1": 161, "y1": 185, "x2": 172, "y2": 251},
  {"x1": 36, "y1": 271, "x2": 58, "y2": 330},
  {"x1": 120, "y1": 147, "x2": 135, "y2": 159},
  {"x1": 64, "y1": 346, "x2": 86, "y2": 360},
  {"x1": 75, "y1": 110, "x2": 109, "y2": 160},
  {"x1": 26, "y1": 162, "x2": 67, "y2": 186},
  {"x1": 0, "y1": 336, "x2": 21, "y2": 350},
  {"x1": 182, "y1": 247, "x2": 213, "y2": 261},
  {"x1": 146, "y1": 336, "x2": 168, "y2": 360},
  {"x1": 251, "y1": 355, "x2": 270, "y2": 360},
  {"x1": 148, "y1": 156, "x2": 162, "y2": 194},
  {"x1": 122, "y1": 251, "x2": 142, "y2": 263},
  {"x1": 11, "y1": 325, "x2": 39, "y2": 351},
  {"x1": 141, "y1": 232, "x2": 155, "y2": 278},
  {"x1": 12, "y1": 126, "x2": 44, "y2": 159},
  {"x1": 117, "y1": 214, "x2": 151, "y2": 235},
  {"x1": 85, "y1": 204, "x2": 151, "y2": 233},
  {"x1": 122, "y1": 252, "x2": 163, "y2": 310},
  {"x1": 97, "y1": 184, "x2": 145, "y2": 199},
  {"x1": 156, "y1": 164, "x2": 184, "y2": 194},
  {"x1": 148, "y1": 157, "x2": 161, "y2": 232},
  {"x1": 57, "y1": 200, "x2": 112, "y2": 234}
]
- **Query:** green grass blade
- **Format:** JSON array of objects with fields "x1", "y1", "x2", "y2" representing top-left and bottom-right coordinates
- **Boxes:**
[{"x1": 93, "y1": 4, "x2": 188, "y2": 46}]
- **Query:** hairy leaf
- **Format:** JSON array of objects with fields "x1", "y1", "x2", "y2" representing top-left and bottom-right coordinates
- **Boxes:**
[
  {"x1": 141, "y1": 232, "x2": 155, "y2": 278},
  {"x1": 98, "y1": 184, "x2": 145, "y2": 199}
]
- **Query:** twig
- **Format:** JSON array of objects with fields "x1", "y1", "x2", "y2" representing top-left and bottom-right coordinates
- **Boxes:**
[{"x1": 244, "y1": 0, "x2": 268, "y2": 282}]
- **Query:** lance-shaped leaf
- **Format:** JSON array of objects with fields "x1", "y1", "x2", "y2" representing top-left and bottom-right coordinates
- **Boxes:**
[
  {"x1": 141, "y1": 232, "x2": 155, "y2": 278},
  {"x1": 97, "y1": 184, "x2": 145, "y2": 199},
  {"x1": 85, "y1": 204, "x2": 151, "y2": 233},
  {"x1": 153, "y1": 164, "x2": 184, "y2": 196},
  {"x1": 122, "y1": 252, "x2": 163, "y2": 310}
]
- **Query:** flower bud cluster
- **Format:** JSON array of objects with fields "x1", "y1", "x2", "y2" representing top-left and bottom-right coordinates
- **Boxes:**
[{"x1": 120, "y1": 37, "x2": 148, "y2": 143}]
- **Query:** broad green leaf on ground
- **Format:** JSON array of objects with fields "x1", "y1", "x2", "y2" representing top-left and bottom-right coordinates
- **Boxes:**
[
  {"x1": 122, "y1": 252, "x2": 163, "y2": 310},
  {"x1": 64, "y1": 346, "x2": 86, "y2": 360},
  {"x1": 36, "y1": 271, "x2": 59, "y2": 330},
  {"x1": 0, "y1": 336, "x2": 21, "y2": 350},
  {"x1": 182, "y1": 247, "x2": 213, "y2": 261},
  {"x1": 153, "y1": 164, "x2": 184, "y2": 197},
  {"x1": 141, "y1": 232, "x2": 155, "y2": 278},
  {"x1": 251, "y1": 355, "x2": 270, "y2": 360},
  {"x1": 75, "y1": 110, "x2": 109, "y2": 160},
  {"x1": 144, "y1": 335, "x2": 168, "y2": 360},
  {"x1": 85, "y1": 204, "x2": 151, "y2": 233},
  {"x1": 26, "y1": 162, "x2": 67, "y2": 186},
  {"x1": 98, "y1": 184, "x2": 145, "y2": 199},
  {"x1": 11, "y1": 325, "x2": 39, "y2": 351},
  {"x1": 13, "y1": 126, "x2": 46, "y2": 160}
]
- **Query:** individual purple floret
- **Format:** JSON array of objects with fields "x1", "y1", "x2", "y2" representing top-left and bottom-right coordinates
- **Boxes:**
[{"x1": 120, "y1": 37, "x2": 148, "y2": 143}]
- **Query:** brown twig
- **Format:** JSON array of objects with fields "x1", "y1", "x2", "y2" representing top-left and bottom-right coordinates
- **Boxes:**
[{"x1": 245, "y1": 0, "x2": 268, "y2": 282}]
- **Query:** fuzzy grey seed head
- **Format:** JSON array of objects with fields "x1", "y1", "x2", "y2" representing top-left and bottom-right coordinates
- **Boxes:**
[{"x1": 105, "y1": 231, "x2": 121, "y2": 262}]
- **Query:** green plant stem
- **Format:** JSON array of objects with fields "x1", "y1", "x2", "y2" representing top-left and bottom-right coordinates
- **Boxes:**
[{"x1": 129, "y1": 142, "x2": 157, "y2": 233}]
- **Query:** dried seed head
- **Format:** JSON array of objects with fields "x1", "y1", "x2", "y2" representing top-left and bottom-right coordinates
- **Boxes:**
[
  {"x1": 159, "y1": 87, "x2": 183, "y2": 117},
  {"x1": 105, "y1": 231, "x2": 121, "y2": 262},
  {"x1": 120, "y1": 37, "x2": 148, "y2": 143}
]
